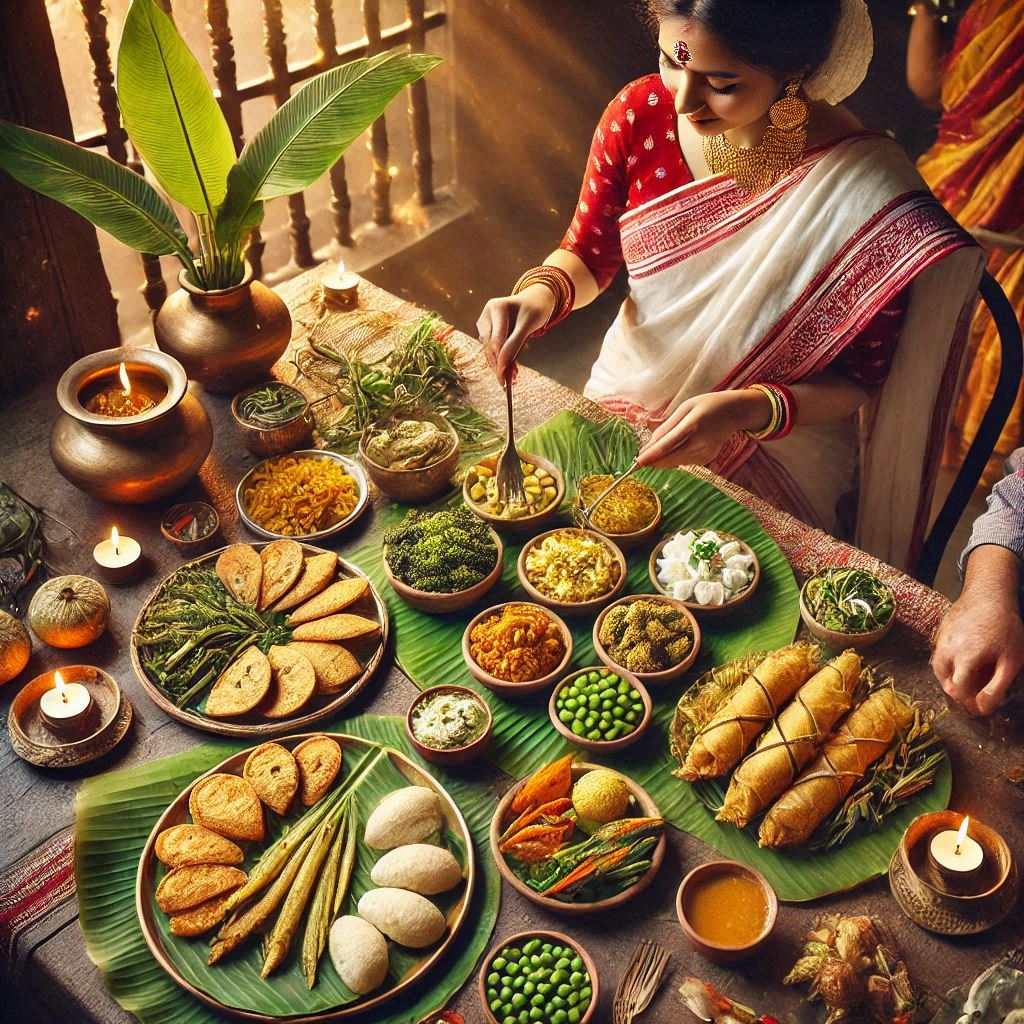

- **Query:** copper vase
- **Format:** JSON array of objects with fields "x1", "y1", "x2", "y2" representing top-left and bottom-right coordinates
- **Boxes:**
[
  {"x1": 50, "y1": 348, "x2": 213, "y2": 504},
  {"x1": 154, "y1": 266, "x2": 292, "y2": 393}
]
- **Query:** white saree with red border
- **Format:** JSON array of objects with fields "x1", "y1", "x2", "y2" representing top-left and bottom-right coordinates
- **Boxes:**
[{"x1": 584, "y1": 133, "x2": 984, "y2": 570}]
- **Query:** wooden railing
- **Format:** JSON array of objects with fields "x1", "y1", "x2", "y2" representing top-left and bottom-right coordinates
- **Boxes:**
[{"x1": 66, "y1": 0, "x2": 446, "y2": 316}]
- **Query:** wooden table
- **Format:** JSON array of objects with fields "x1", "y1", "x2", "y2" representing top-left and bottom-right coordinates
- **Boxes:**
[{"x1": 1, "y1": 268, "x2": 1020, "y2": 1024}]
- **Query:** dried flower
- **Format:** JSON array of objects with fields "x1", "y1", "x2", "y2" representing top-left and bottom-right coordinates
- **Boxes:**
[{"x1": 817, "y1": 960, "x2": 866, "y2": 1010}]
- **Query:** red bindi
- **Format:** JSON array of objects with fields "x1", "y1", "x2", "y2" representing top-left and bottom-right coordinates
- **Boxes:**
[{"x1": 673, "y1": 39, "x2": 691, "y2": 64}]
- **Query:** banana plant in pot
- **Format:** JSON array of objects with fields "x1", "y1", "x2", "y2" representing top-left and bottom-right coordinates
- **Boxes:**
[{"x1": 0, "y1": 0, "x2": 441, "y2": 391}]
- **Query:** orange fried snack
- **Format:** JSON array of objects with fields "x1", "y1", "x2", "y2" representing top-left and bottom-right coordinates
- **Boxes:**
[
  {"x1": 243, "y1": 456, "x2": 358, "y2": 536},
  {"x1": 510, "y1": 753, "x2": 575, "y2": 815},
  {"x1": 469, "y1": 603, "x2": 566, "y2": 682}
]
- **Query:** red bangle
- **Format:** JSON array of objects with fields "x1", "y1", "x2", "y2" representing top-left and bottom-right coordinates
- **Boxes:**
[{"x1": 512, "y1": 266, "x2": 575, "y2": 337}]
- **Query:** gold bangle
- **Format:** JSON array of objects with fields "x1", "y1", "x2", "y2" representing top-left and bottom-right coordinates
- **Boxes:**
[{"x1": 747, "y1": 383, "x2": 781, "y2": 440}]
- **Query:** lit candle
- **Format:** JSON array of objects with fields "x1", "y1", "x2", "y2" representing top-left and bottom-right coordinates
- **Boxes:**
[
  {"x1": 39, "y1": 669, "x2": 95, "y2": 738},
  {"x1": 322, "y1": 261, "x2": 359, "y2": 309},
  {"x1": 929, "y1": 815, "x2": 984, "y2": 889},
  {"x1": 92, "y1": 526, "x2": 143, "y2": 585},
  {"x1": 85, "y1": 362, "x2": 157, "y2": 417}
]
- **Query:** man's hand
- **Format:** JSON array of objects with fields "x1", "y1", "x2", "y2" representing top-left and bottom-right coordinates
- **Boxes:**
[{"x1": 931, "y1": 545, "x2": 1024, "y2": 715}]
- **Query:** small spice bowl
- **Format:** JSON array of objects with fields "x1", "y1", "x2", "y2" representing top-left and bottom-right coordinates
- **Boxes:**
[
  {"x1": 648, "y1": 529, "x2": 760, "y2": 616},
  {"x1": 572, "y1": 474, "x2": 663, "y2": 550},
  {"x1": 593, "y1": 593, "x2": 702, "y2": 685},
  {"x1": 676, "y1": 860, "x2": 778, "y2": 964},
  {"x1": 461, "y1": 601, "x2": 573, "y2": 698},
  {"x1": 160, "y1": 500, "x2": 220, "y2": 554},
  {"x1": 463, "y1": 451, "x2": 566, "y2": 533},
  {"x1": 549, "y1": 665, "x2": 652, "y2": 753},
  {"x1": 383, "y1": 528, "x2": 504, "y2": 614},
  {"x1": 517, "y1": 527, "x2": 627, "y2": 616},
  {"x1": 359, "y1": 414, "x2": 460, "y2": 503},
  {"x1": 479, "y1": 930, "x2": 600, "y2": 1024},
  {"x1": 799, "y1": 570, "x2": 897, "y2": 650},
  {"x1": 230, "y1": 381, "x2": 312, "y2": 457},
  {"x1": 405, "y1": 685, "x2": 493, "y2": 767}
]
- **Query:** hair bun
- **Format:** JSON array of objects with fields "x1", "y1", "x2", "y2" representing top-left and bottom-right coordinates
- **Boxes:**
[{"x1": 804, "y1": 0, "x2": 873, "y2": 105}]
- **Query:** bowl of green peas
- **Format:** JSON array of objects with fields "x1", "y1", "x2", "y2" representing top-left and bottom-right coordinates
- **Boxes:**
[
  {"x1": 548, "y1": 666, "x2": 652, "y2": 752},
  {"x1": 478, "y1": 930, "x2": 599, "y2": 1024}
]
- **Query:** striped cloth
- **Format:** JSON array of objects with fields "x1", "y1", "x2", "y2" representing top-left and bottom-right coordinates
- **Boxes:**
[{"x1": 959, "y1": 448, "x2": 1024, "y2": 575}]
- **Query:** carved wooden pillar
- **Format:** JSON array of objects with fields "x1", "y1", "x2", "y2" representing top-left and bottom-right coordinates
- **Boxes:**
[
  {"x1": 362, "y1": 0, "x2": 392, "y2": 226},
  {"x1": 405, "y1": 0, "x2": 434, "y2": 206}
]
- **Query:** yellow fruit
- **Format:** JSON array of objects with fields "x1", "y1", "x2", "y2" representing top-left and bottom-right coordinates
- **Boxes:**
[
  {"x1": 28, "y1": 575, "x2": 110, "y2": 648},
  {"x1": 0, "y1": 608, "x2": 31, "y2": 684},
  {"x1": 571, "y1": 769, "x2": 630, "y2": 831}
]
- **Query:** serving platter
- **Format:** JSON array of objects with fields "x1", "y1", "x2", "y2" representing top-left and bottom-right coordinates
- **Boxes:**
[
  {"x1": 135, "y1": 732, "x2": 476, "y2": 1022},
  {"x1": 130, "y1": 542, "x2": 389, "y2": 737}
]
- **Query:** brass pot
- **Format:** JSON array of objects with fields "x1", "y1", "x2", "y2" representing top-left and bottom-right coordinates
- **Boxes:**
[
  {"x1": 50, "y1": 348, "x2": 213, "y2": 504},
  {"x1": 154, "y1": 266, "x2": 291, "y2": 393}
]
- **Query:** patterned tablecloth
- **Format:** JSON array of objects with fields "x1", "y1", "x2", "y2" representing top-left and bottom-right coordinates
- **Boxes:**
[{"x1": 0, "y1": 266, "x2": 1018, "y2": 1024}]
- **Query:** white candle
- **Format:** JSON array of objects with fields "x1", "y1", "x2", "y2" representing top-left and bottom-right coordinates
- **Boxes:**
[
  {"x1": 929, "y1": 815, "x2": 984, "y2": 875},
  {"x1": 93, "y1": 526, "x2": 142, "y2": 584},
  {"x1": 39, "y1": 670, "x2": 94, "y2": 736},
  {"x1": 322, "y1": 261, "x2": 359, "y2": 307}
]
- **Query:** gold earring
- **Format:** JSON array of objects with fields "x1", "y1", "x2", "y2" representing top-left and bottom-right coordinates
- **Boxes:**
[{"x1": 769, "y1": 79, "x2": 809, "y2": 133}]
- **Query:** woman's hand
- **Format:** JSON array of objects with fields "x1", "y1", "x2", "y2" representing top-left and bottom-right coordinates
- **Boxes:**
[
  {"x1": 476, "y1": 284, "x2": 555, "y2": 386},
  {"x1": 636, "y1": 389, "x2": 771, "y2": 469}
]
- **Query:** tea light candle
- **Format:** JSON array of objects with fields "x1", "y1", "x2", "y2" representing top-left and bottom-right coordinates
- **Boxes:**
[
  {"x1": 93, "y1": 526, "x2": 142, "y2": 585},
  {"x1": 39, "y1": 669, "x2": 95, "y2": 738},
  {"x1": 929, "y1": 815, "x2": 984, "y2": 886},
  {"x1": 322, "y1": 261, "x2": 359, "y2": 309}
]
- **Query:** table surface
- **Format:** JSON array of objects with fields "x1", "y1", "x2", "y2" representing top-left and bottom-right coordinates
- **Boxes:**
[{"x1": 1, "y1": 267, "x2": 1020, "y2": 1024}]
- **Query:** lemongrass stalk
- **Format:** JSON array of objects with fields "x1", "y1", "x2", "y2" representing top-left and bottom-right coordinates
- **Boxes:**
[
  {"x1": 301, "y1": 801, "x2": 350, "y2": 989},
  {"x1": 331, "y1": 794, "x2": 359, "y2": 919}
]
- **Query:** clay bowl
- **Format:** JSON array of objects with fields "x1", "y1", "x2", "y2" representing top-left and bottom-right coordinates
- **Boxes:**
[
  {"x1": 517, "y1": 527, "x2": 627, "y2": 616},
  {"x1": 463, "y1": 451, "x2": 566, "y2": 533},
  {"x1": 462, "y1": 602, "x2": 573, "y2": 698},
  {"x1": 549, "y1": 665, "x2": 652, "y2": 753},
  {"x1": 383, "y1": 527, "x2": 503, "y2": 614},
  {"x1": 572, "y1": 474, "x2": 663, "y2": 550},
  {"x1": 489, "y1": 762, "x2": 665, "y2": 916},
  {"x1": 592, "y1": 593, "x2": 702, "y2": 685},
  {"x1": 405, "y1": 685, "x2": 493, "y2": 767},
  {"x1": 799, "y1": 571, "x2": 897, "y2": 650},
  {"x1": 230, "y1": 381, "x2": 312, "y2": 457},
  {"x1": 159, "y1": 500, "x2": 220, "y2": 555},
  {"x1": 676, "y1": 860, "x2": 779, "y2": 964},
  {"x1": 359, "y1": 413, "x2": 460, "y2": 503},
  {"x1": 648, "y1": 529, "x2": 760, "y2": 616},
  {"x1": 479, "y1": 930, "x2": 600, "y2": 1024}
]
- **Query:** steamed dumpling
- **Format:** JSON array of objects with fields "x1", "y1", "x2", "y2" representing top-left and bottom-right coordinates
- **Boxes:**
[
  {"x1": 358, "y1": 888, "x2": 446, "y2": 948},
  {"x1": 369, "y1": 844, "x2": 463, "y2": 895},
  {"x1": 721, "y1": 568, "x2": 750, "y2": 593},
  {"x1": 329, "y1": 915, "x2": 389, "y2": 994},
  {"x1": 693, "y1": 581, "x2": 725, "y2": 606},
  {"x1": 725, "y1": 553, "x2": 755, "y2": 572},
  {"x1": 718, "y1": 540, "x2": 742, "y2": 560},
  {"x1": 670, "y1": 578, "x2": 696, "y2": 602}
]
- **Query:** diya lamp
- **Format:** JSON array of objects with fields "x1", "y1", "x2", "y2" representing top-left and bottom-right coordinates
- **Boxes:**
[
  {"x1": 93, "y1": 526, "x2": 143, "y2": 585},
  {"x1": 38, "y1": 669, "x2": 97, "y2": 739},
  {"x1": 322, "y1": 261, "x2": 359, "y2": 309},
  {"x1": 928, "y1": 814, "x2": 984, "y2": 894}
]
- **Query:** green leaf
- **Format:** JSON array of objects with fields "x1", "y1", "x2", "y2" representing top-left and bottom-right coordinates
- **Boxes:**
[
  {"x1": 0, "y1": 120, "x2": 192, "y2": 261},
  {"x1": 217, "y1": 50, "x2": 442, "y2": 243},
  {"x1": 117, "y1": 0, "x2": 235, "y2": 217}
]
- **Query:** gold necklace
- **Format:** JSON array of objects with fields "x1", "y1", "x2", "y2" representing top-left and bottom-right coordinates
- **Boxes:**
[{"x1": 702, "y1": 80, "x2": 809, "y2": 194}]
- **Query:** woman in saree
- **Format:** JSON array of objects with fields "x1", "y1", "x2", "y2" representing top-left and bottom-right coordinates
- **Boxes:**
[
  {"x1": 477, "y1": 0, "x2": 984, "y2": 570},
  {"x1": 909, "y1": 0, "x2": 1024, "y2": 485}
]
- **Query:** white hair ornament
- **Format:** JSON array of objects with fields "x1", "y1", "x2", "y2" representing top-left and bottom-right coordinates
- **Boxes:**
[{"x1": 803, "y1": 0, "x2": 874, "y2": 105}]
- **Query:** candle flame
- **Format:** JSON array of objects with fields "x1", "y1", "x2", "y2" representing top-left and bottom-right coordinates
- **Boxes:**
[
  {"x1": 111, "y1": 525, "x2": 120, "y2": 556},
  {"x1": 118, "y1": 361, "x2": 131, "y2": 396},
  {"x1": 336, "y1": 260, "x2": 346, "y2": 276},
  {"x1": 54, "y1": 670, "x2": 68, "y2": 703},
  {"x1": 955, "y1": 815, "x2": 970, "y2": 854}
]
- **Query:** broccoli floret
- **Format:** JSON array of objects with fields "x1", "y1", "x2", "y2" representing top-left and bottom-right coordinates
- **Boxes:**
[{"x1": 385, "y1": 506, "x2": 496, "y2": 591}]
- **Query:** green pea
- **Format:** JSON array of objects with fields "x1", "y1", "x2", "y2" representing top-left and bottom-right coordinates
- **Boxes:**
[
  {"x1": 539, "y1": 952, "x2": 553, "y2": 967},
  {"x1": 568, "y1": 991, "x2": 580, "y2": 1006},
  {"x1": 570, "y1": 957, "x2": 583, "y2": 972},
  {"x1": 555, "y1": 957, "x2": 571, "y2": 970},
  {"x1": 537, "y1": 982, "x2": 553, "y2": 995},
  {"x1": 600, "y1": 710, "x2": 612, "y2": 722},
  {"x1": 551, "y1": 1011, "x2": 568, "y2": 1024},
  {"x1": 523, "y1": 981, "x2": 536, "y2": 996},
  {"x1": 586, "y1": 729, "x2": 602, "y2": 741},
  {"x1": 563, "y1": 697, "x2": 578, "y2": 711},
  {"x1": 551, "y1": 970, "x2": 568, "y2": 985},
  {"x1": 587, "y1": 671, "x2": 601, "y2": 683},
  {"x1": 502, "y1": 1016, "x2": 515, "y2": 1024},
  {"x1": 567, "y1": 1009, "x2": 581, "y2": 1024},
  {"x1": 531, "y1": 993, "x2": 545, "y2": 1007},
  {"x1": 617, "y1": 679, "x2": 631, "y2": 694},
  {"x1": 613, "y1": 706, "x2": 625, "y2": 719},
  {"x1": 580, "y1": 986, "x2": 592, "y2": 1002},
  {"x1": 574, "y1": 707, "x2": 587, "y2": 721},
  {"x1": 488, "y1": 971, "x2": 500, "y2": 986},
  {"x1": 491, "y1": 998, "x2": 504, "y2": 1013},
  {"x1": 541, "y1": 942, "x2": 553, "y2": 953},
  {"x1": 571, "y1": 719, "x2": 586, "y2": 736},
  {"x1": 493, "y1": 956, "x2": 507, "y2": 970},
  {"x1": 570, "y1": 969, "x2": 584, "y2": 984},
  {"x1": 512, "y1": 993, "x2": 526, "y2": 1009},
  {"x1": 500, "y1": 986, "x2": 513, "y2": 1001},
  {"x1": 625, "y1": 710, "x2": 638, "y2": 723}
]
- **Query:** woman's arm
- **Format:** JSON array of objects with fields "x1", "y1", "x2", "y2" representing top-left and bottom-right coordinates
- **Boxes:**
[{"x1": 906, "y1": 2, "x2": 945, "y2": 111}]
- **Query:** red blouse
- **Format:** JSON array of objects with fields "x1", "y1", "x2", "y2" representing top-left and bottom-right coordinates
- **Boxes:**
[{"x1": 559, "y1": 74, "x2": 905, "y2": 392}]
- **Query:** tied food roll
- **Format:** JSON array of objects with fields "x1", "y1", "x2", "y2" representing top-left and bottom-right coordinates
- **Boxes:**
[
  {"x1": 680, "y1": 642, "x2": 818, "y2": 781},
  {"x1": 717, "y1": 649, "x2": 862, "y2": 828},
  {"x1": 758, "y1": 687, "x2": 915, "y2": 849}
]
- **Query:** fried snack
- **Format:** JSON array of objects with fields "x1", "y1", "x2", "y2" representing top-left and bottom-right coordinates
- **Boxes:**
[
  {"x1": 285, "y1": 577, "x2": 369, "y2": 625},
  {"x1": 759, "y1": 688, "x2": 916, "y2": 848},
  {"x1": 718, "y1": 650, "x2": 862, "y2": 828},
  {"x1": 293, "y1": 735, "x2": 343, "y2": 805},
  {"x1": 169, "y1": 890, "x2": 238, "y2": 937},
  {"x1": 156, "y1": 864, "x2": 248, "y2": 914},
  {"x1": 189, "y1": 773, "x2": 265, "y2": 843},
  {"x1": 243, "y1": 455, "x2": 359, "y2": 536},
  {"x1": 205, "y1": 646, "x2": 273, "y2": 717},
  {"x1": 290, "y1": 613, "x2": 381, "y2": 643},
  {"x1": 285, "y1": 641, "x2": 361, "y2": 694},
  {"x1": 258, "y1": 539, "x2": 304, "y2": 610},
  {"x1": 244, "y1": 742, "x2": 299, "y2": 816},
  {"x1": 269, "y1": 552, "x2": 338, "y2": 612},
  {"x1": 261, "y1": 645, "x2": 317, "y2": 718},
  {"x1": 681, "y1": 643, "x2": 819, "y2": 780},
  {"x1": 155, "y1": 824, "x2": 244, "y2": 868},
  {"x1": 216, "y1": 544, "x2": 263, "y2": 607}
]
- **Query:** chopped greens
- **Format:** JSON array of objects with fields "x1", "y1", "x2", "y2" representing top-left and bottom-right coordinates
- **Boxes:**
[{"x1": 803, "y1": 567, "x2": 895, "y2": 633}]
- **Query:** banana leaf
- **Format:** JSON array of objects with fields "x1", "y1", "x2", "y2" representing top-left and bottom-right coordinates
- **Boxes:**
[
  {"x1": 76, "y1": 715, "x2": 499, "y2": 1024},
  {"x1": 347, "y1": 410, "x2": 949, "y2": 900}
]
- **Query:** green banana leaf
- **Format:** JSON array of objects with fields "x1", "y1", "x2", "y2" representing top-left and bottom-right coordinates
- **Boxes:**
[
  {"x1": 0, "y1": 121, "x2": 192, "y2": 262},
  {"x1": 76, "y1": 715, "x2": 500, "y2": 1024},
  {"x1": 347, "y1": 409, "x2": 950, "y2": 900},
  {"x1": 218, "y1": 51, "x2": 442, "y2": 246},
  {"x1": 117, "y1": 0, "x2": 236, "y2": 217}
]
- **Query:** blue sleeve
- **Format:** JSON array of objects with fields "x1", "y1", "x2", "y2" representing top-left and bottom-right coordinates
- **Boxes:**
[{"x1": 958, "y1": 448, "x2": 1024, "y2": 577}]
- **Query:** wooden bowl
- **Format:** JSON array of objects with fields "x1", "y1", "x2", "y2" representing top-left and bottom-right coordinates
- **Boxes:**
[
  {"x1": 676, "y1": 860, "x2": 778, "y2": 964},
  {"x1": 517, "y1": 527, "x2": 627, "y2": 616},
  {"x1": 159, "y1": 500, "x2": 220, "y2": 555},
  {"x1": 648, "y1": 529, "x2": 760, "y2": 615},
  {"x1": 383, "y1": 528, "x2": 503, "y2": 613},
  {"x1": 572, "y1": 475, "x2": 662, "y2": 550},
  {"x1": 490, "y1": 763, "x2": 665, "y2": 916},
  {"x1": 799, "y1": 573, "x2": 896, "y2": 650},
  {"x1": 592, "y1": 593, "x2": 701, "y2": 685},
  {"x1": 462, "y1": 602, "x2": 573, "y2": 698},
  {"x1": 463, "y1": 451, "x2": 566, "y2": 533},
  {"x1": 359, "y1": 414, "x2": 460, "y2": 503},
  {"x1": 405, "y1": 685, "x2": 493, "y2": 766},
  {"x1": 549, "y1": 665, "x2": 652, "y2": 752},
  {"x1": 479, "y1": 929, "x2": 600, "y2": 1024},
  {"x1": 230, "y1": 381, "x2": 312, "y2": 457}
]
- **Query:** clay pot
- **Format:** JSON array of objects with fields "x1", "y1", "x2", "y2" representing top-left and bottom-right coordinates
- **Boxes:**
[
  {"x1": 50, "y1": 348, "x2": 213, "y2": 504},
  {"x1": 154, "y1": 266, "x2": 291, "y2": 393}
]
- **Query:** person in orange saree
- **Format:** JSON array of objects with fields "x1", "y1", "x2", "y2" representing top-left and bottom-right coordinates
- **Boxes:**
[
  {"x1": 909, "y1": 0, "x2": 1024, "y2": 485},
  {"x1": 478, "y1": 0, "x2": 984, "y2": 571}
]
